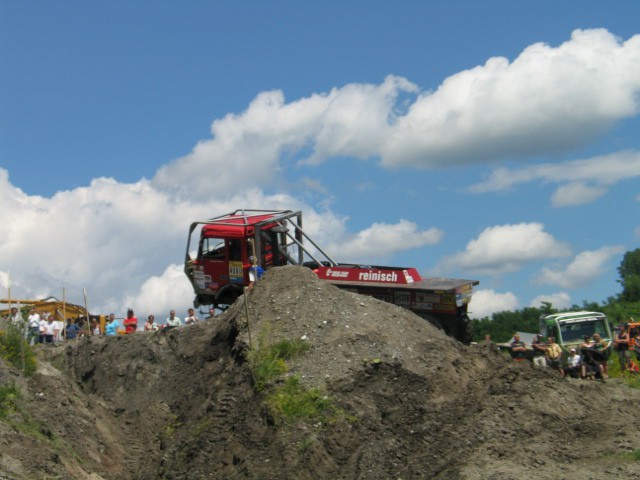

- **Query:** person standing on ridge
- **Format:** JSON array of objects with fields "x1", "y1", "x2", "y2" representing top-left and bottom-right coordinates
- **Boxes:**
[
  {"x1": 185, "y1": 308, "x2": 199, "y2": 325},
  {"x1": 165, "y1": 310, "x2": 182, "y2": 328},
  {"x1": 123, "y1": 308, "x2": 138, "y2": 334},
  {"x1": 105, "y1": 313, "x2": 119, "y2": 336}
]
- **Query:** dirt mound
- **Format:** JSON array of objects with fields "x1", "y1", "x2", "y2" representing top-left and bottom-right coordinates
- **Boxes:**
[{"x1": 2, "y1": 266, "x2": 640, "y2": 479}]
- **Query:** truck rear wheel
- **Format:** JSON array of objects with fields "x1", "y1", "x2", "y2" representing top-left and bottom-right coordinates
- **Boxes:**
[{"x1": 457, "y1": 315, "x2": 472, "y2": 345}]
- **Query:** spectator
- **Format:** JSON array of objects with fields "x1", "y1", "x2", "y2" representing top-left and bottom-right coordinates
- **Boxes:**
[
  {"x1": 27, "y1": 308, "x2": 41, "y2": 345},
  {"x1": 165, "y1": 310, "x2": 182, "y2": 328},
  {"x1": 510, "y1": 334, "x2": 527, "y2": 361},
  {"x1": 38, "y1": 315, "x2": 47, "y2": 343},
  {"x1": 144, "y1": 315, "x2": 158, "y2": 331},
  {"x1": 614, "y1": 325, "x2": 631, "y2": 372},
  {"x1": 248, "y1": 256, "x2": 264, "y2": 282},
  {"x1": 65, "y1": 318, "x2": 81, "y2": 340},
  {"x1": 9, "y1": 307, "x2": 23, "y2": 327},
  {"x1": 90, "y1": 319, "x2": 101, "y2": 335},
  {"x1": 592, "y1": 333, "x2": 609, "y2": 380},
  {"x1": 185, "y1": 308, "x2": 199, "y2": 325},
  {"x1": 42, "y1": 315, "x2": 58, "y2": 344},
  {"x1": 123, "y1": 308, "x2": 138, "y2": 334},
  {"x1": 205, "y1": 307, "x2": 216, "y2": 320},
  {"x1": 531, "y1": 334, "x2": 547, "y2": 368},
  {"x1": 545, "y1": 337, "x2": 564, "y2": 377},
  {"x1": 580, "y1": 335, "x2": 597, "y2": 379},
  {"x1": 563, "y1": 348, "x2": 582, "y2": 378},
  {"x1": 105, "y1": 313, "x2": 119, "y2": 337}
]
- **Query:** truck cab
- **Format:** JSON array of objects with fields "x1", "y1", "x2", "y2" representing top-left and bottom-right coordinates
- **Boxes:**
[
  {"x1": 185, "y1": 210, "x2": 308, "y2": 308},
  {"x1": 539, "y1": 311, "x2": 613, "y2": 356}
]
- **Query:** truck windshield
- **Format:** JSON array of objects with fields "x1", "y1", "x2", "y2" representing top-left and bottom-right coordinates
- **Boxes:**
[
  {"x1": 201, "y1": 238, "x2": 226, "y2": 260},
  {"x1": 558, "y1": 319, "x2": 608, "y2": 343}
]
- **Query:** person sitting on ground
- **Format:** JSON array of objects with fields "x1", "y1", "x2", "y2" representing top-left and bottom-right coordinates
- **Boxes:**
[
  {"x1": 144, "y1": 315, "x2": 158, "y2": 331},
  {"x1": 614, "y1": 325, "x2": 631, "y2": 372},
  {"x1": 184, "y1": 308, "x2": 199, "y2": 325},
  {"x1": 165, "y1": 310, "x2": 182, "y2": 328},
  {"x1": 545, "y1": 336, "x2": 564, "y2": 377},
  {"x1": 105, "y1": 313, "x2": 119, "y2": 337},
  {"x1": 123, "y1": 308, "x2": 138, "y2": 334},
  {"x1": 510, "y1": 334, "x2": 527, "y2": 361},
  {"x1": 563, "y1": 348, "x2": 581, "y2": 378},
  {"x1": 633, "y1": 331, "x2": 640, "y2": 363},
  {"x1": 531, "y1": 334, "x2": 547, "y2": 367},
  {"x1": 65, "y1": 318, "x2": 81, "y2": 341}
]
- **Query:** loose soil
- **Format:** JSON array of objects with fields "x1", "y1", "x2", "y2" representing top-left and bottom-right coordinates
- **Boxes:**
[{"x1": 2, "y1": 266, "x2": 640, "y2": 479}]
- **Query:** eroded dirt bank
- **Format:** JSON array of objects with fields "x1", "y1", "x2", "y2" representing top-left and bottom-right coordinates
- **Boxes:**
[{"x1": 2, "y1": 266, "x2": 640, "y2": 479}]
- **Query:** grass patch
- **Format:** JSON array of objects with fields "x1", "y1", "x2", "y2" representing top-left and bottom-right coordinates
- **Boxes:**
[
  {"x1": 0, "y1": 325, "x2": 37, "y2": 376},
  {"x1": 266, "y1": 375, "x2": 339, "y2": 426},
  {"x1": 0, "y1": 382, "x2": 21, "y2": 419},
  {"x1": 248, "y1": 337, "x2": 309, "y2": 391},
  {"x1": 247, "y1": 333, "x2": 342, "y2": 426}
]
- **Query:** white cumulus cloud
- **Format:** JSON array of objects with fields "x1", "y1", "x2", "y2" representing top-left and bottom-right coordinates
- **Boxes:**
[
  {"x1": 323, "y1": 220, "x2": 444, "y2": 265},
  {"x1": 468, "y1": 150, "x2": 640, "y2": 206},
  {"x1": 468, "y1": 289, "x2": 519, "y2": 320},
  {"x1": 529, "y1": 292, "x2": 573, "y2": 311},
  {"x1": 382, "y1": 29, "x2": 640, "y2": 167},
  {"x1": 535, "y1": 245, "x2": 626, "y2": 289},
  {"x1": 439, "y1": 223, "x2": 571, "y2": 275}
]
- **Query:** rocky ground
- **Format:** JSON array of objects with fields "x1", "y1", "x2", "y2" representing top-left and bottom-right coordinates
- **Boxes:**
[{"x1": 1, "y1": 265, "x2": 640, "y2": 479}]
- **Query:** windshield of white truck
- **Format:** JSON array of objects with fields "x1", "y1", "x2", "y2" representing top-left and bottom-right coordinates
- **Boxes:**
[{"x1": 559, "y1": 320, "x2": 608, "y2": 343}]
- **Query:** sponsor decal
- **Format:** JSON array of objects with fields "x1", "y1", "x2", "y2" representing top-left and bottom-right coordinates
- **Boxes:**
[
  {"x1": 229, "y1": 261, "x2": 243, "y2": 282},
  {"x1": 402, "y1": 269, "x2": 415, "y2": 284},
  {"x1": 416, "y1": 293, "x2": 440, "y2": 303},
  {"x1": 441, "y1": 295, "x2": 455, "y2": 305},
  {"x1": 559, "y1": 317, "x2": 601, "y2": 325},
  {"x1": 395, "y1": 291, "x2": 410, "y2": 308},
  {"x1": 325, "y1": 268, "x2": 349, "y2": 278},
  {"x1": 413, "y1": 302, "x2": 434, "y2": 310},
  {"x1": 357, "y1": 270, "x2": 398, "y2": 282}
]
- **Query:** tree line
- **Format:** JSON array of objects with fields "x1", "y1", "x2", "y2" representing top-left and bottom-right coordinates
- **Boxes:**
[{"x1": 471, "y1": 248, "x2": 640, "y2": 343}]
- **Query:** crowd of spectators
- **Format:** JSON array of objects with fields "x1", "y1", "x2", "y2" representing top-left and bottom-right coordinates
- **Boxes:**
[
  {"x1": 505, "y1": 322, "x2": 640, "y2": 382},
  {"x1": 2, "y1": 306, "x2": 218, "y2": 343}
]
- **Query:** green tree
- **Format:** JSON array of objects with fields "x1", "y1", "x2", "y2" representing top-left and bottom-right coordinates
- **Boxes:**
[{"x1": 618, "y1": 248, "x2": 640, "y2": 302}]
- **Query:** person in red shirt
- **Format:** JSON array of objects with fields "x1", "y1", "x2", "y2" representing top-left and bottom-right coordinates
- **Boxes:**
[{"x1": 123, "y1": 308, "x2": 138, "y2": 334}]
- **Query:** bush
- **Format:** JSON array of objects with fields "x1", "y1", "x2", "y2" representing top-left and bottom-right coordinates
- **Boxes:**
[
  {"x1": 0, "y1": 383, "x2": 21, "y2": 420},
  {"x1": 0, "y1": 325, "x2": 37, "y2": 376}
]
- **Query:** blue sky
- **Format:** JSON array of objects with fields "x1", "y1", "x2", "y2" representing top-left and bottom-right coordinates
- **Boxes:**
[{"x1": 1, "y1": 1, "x2": 639, "y2": 321}]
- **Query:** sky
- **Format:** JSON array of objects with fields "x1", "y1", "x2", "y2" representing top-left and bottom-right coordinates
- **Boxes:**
[{"x1": 1, "y1": 1, "x2": 639, "y2": 322}]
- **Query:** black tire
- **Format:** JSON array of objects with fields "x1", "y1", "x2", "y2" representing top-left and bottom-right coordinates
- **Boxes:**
[{"x1": 457, "y1": 314, "x2": 473, "y2": 345}]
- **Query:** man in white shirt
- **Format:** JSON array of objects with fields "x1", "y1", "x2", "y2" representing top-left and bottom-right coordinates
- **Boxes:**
[
  {"x1": 9, "y1": 307, "x2": 23, "y2": 326},
  {"x1": 27, "y1": 308, "x2": 41, "y2": 345},
  {"x1": 185, "y1": 308, "x2": 199, "y2": 325},
  {"x1": 165, "y1": 310, "x2": 182, "y2": 327}
]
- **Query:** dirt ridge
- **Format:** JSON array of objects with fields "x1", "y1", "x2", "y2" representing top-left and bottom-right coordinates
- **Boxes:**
[{"x1": 1, "y1": 265, "x2": 640, "y2": 479}]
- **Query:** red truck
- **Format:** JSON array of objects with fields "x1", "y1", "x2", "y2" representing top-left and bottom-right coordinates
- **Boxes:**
[{"x1": 184, "y1": 209, "x2": 479, "y2": 343}]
